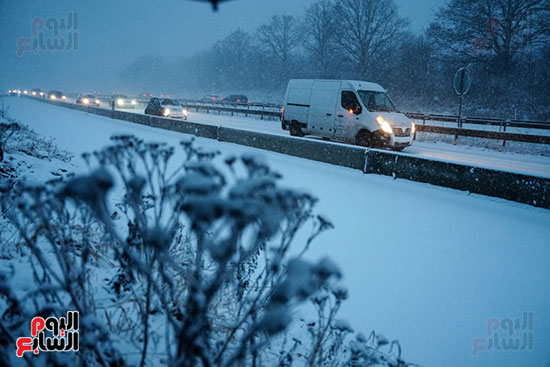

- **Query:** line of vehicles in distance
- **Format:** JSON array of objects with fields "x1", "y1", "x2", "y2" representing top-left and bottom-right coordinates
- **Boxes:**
[{"x1": 8, "y1": 80, "x2": 414, "y2": 150}]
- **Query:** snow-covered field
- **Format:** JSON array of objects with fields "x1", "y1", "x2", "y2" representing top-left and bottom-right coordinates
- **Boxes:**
[{"x1": 2, "y1": 97, "x2": 550, "y2": 367}]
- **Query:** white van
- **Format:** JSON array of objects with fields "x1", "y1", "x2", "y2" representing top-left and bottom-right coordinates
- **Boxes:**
[{"x1": 282, "y1": 79, "x2": 415, "y2": 150}]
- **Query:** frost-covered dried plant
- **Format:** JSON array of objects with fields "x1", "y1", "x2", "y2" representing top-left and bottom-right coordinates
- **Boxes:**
[
  {"x1": 0, "y1": 106, "x2": 71, "y2": 163},
  {"x1": 0, "y1": 135, "x2": 340, "y2": 367},
  {"x1": 0, "y1": 121, "x2": 20, "y2": 163},
  {"x1": 0, "y1": 135, "x2": 415, "y2": 367},
  {"x1": 0, "y1": 171, "x2": 125, "y2": 367}
]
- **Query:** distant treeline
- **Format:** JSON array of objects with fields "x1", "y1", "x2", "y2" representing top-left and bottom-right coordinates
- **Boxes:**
[{"x1": 120, "y1": 0, "x2": 550, "y2": 119}]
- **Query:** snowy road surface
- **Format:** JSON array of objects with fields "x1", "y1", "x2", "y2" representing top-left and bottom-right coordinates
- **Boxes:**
[
  {"x1": 59, "y1": 96, "x2": 550, "y2": 178},
  {"x1": 3, "y1": 96, "x2": 550, "y2": 367}
]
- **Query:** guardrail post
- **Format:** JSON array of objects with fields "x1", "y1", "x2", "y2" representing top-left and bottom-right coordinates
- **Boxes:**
[
  {"x1": 502, "y1": 120, "x2": 510, "y2": 147},
  {"x1": 454, "y1": 116, "x2": 461, "y2": 144}
]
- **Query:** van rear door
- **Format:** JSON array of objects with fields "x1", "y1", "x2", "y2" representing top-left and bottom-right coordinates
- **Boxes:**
[
  {"x1": 284, "y1": 80, "x2": 313, "y2": 129},
  {"x1": 307, "y1": 81, "x2": 340, "y2": 137}
]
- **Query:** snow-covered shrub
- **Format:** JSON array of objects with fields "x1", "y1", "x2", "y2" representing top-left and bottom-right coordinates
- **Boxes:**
[
  {"x1": 0, "y1": 135, "x2": 413, "y2": 367},
  {"x1": 0, "y1": 106, "x2": 72, "y2": 166}
]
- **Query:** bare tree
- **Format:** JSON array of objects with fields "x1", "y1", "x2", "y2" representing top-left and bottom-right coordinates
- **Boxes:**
[
  {"x1": 302, "y1": 0, "x2": 339, "y2": 78},
  {"x1": 257, "y1": 15, "x2": 301, "y2": 77},
  {"x1": 427, "y1": 0, "x2": 550, "y2": 69},
  {"x1": 120, "y1": 54, "x2": 174, "y2": 91},
  {"x1": 334, "y1": 0, "x2": 409, "y2": 79},
  {"x1": 212, "y1": 29, "x2": 256, "y2": 89}
]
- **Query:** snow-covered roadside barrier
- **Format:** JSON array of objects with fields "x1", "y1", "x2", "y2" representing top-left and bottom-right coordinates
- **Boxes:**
[{"x1": 26, "y1": 96, "x2": 550, "y2": 208}]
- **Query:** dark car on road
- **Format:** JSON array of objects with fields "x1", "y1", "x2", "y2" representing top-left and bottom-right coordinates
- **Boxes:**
[
  {"x1": 31, "y1": 88, "x2": 44, "y2": 97},
  {"x1": 111, "y1": 94, "x2": 137, "y2": 109},
  {"x1": 48, "y1": 90, "x2": 67, "y2": 101},
  {"x1": 145, "y1": 98, "x2": 188, "y2": 119},
  {"x1": 76, "y1": 94, "x2": 101, "y2": 106},
  {"x1": 201, "y1": 94, "x2": 222, "y2": 103},
  {"x1": 223, "y1": 94, "x2": 249, "y2": 104}
]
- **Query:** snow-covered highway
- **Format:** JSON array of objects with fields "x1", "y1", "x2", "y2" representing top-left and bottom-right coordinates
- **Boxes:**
[{"x1": 57, "y1": 96, "x2": 550, "y2": 178}]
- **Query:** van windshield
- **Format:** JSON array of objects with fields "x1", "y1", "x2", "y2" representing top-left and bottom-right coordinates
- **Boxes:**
[{"x1": 357, "y1": 91, "x2": 396, "y2": 112}]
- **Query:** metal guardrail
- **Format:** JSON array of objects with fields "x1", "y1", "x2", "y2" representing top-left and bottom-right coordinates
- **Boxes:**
[
  {"x1": 177, "y1": 99, "x2": 550, "y2": 127},
  {"x1": 6, "y1": 92, "x2": 550, "y2": 130},
  {"x1": 175, "y1": 102, "x2": 550, "y2": 145},
  {"x1": 181, "y1": 102, "x2": 281, "y2": 119},
  {"x1": 416, "y1": 125, "x2": 550, "y2": 144},
  {"x1": 18, "y1": 93, "x2": 549, "y2": 144},
  {"x1": 406, "y1": 112, "x2": 550, "y2": 130},
  {"x1": 23, "y1": 95, "x2": 550, "y2": 208},
  {"x1": 177, "y1": 99, "x2": 550, "y2": 131}
]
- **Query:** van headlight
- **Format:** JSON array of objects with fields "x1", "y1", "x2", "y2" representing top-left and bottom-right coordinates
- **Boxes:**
[
  {"x1": 376, "y1": 116, "x2": 393, "y2": 134},
  {"x1": 182, "y1": 109, "x2": 188, "y2": 115},
  {"x1": 411, "y1": 123, "x2": 416, "y2": 134},
  {"x1": 117, "y1": 99, "x2": 124, "y2": 106}
]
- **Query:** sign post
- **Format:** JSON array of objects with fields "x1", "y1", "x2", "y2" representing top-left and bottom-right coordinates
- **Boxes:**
[
  {"x1": 453, "y1": 67, "x2": 471, "y2": 126},
  {"x1": 453, "y1": 67, "x2": 472, "y2": 140}
]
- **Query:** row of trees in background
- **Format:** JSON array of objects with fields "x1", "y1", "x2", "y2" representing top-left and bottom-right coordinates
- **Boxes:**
[{"x1": 120, "y1": 0, "x2": 550, "y2": 119}]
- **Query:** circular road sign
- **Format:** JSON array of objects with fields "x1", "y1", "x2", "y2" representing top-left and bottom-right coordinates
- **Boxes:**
[{"x1": 453, "y1": 67, "x2": 472, "y2": 96}]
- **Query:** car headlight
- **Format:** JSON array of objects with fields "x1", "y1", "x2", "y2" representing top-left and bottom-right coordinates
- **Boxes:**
[
  {"x1": 182, "y1": 109, "x2": 188, "y2": 115},
  {"x1": 117, "y1": 99, "x2": 124, "y2": 106},
  {"x1": 31, "y1": 91, "x2": 36, "y2": 96},
  {"x1": 40, "y1": 92, "x2": 44, "y2": 96},
  {"x1": 376, "y1": 116, "x2": 393, "y2": 134},
  {"x1": 411, "y1": 123, "x2": 416, "y2": 134},
  {"x1": 131, "y1": 99, "x2": 137, "y2": 105},
  {"x1": 163, "y1": 108, "x2": 170, "y2": 116},
  {"x1": 50, "y1": 95, "x2": 56, "y2": 100},
  {"x1": 96, "y1": 99, "x2": 100, "y2": 104},
  {"x1": 62, "y1": 95, "x2": 66, "y2": 100},
  {"x1": 83, "y1": 98, "x2": 89, "y2": 104}
]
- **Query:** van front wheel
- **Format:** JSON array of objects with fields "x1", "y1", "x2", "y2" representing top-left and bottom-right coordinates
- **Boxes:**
[
  {"x1": 289, "y1": 122, "x2": 304, "y2": 137},
  {"x1": 355, "y1": 130, "x2": 374, "y2": 147}
]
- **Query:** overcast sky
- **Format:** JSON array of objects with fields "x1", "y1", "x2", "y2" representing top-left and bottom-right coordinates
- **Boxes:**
[{"x1": 0, "y1": 0, "x2": 445, "y2": 92}]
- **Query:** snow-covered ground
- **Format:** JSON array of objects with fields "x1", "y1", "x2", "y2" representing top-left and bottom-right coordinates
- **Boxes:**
[
  {"x1": 48, "y1": 96, "x2": 550, "y2": 178},
  {"x1": 2, "y1": 96, "x2": 549, "y2": 366}
]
